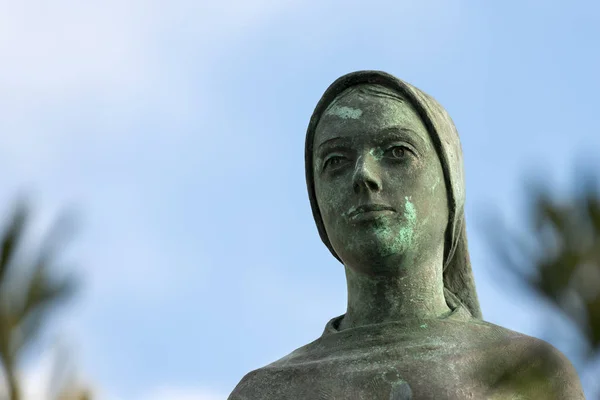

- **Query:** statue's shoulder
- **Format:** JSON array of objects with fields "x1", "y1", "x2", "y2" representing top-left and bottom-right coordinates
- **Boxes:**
[
  {"x1": 466, "y1": 318, "x2": 577, "y2": 362},
  {"x1": 501, "y1": 334, "x2": 584, "y2": 398},
  {"x1": 465, "y1": 318, "x2": 535, "y2": 341},
  {"x1": 465, "y1": 319, "x2": 585, "y2": 399},
  {"x1": 227, "y1": 339, "x2": 323, "y2": 400},
  {"x1": 227, "y1": 368, "x2": 269, "y2": 400}
]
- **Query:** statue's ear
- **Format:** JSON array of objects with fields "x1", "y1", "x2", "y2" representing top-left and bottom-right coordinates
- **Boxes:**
[{"x1": 443, "y1": 218, "x2": 482, "y2": 319}]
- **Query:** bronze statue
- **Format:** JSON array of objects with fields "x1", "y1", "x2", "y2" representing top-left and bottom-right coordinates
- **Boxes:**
[{"x1": 228, "y1": 71, "x2": 584, "y2": 399}]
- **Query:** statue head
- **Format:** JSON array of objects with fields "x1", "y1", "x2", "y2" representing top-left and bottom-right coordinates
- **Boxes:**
[
  {"x1": 312, "y1": 83, "x2": 449, "y2": 277},
  {"x1": 305, "y1": 71, "x2": 482, "y2": 319}
]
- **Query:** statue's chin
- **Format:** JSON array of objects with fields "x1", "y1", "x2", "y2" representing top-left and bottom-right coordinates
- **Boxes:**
[{"x1": 335, "y1": 241, "x2": 408, "y2": 276}]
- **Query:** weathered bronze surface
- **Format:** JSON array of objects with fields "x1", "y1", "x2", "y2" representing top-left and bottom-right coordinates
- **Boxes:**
[{"x1": 228, "y1": 71, "x2": 585, "y2": 399}]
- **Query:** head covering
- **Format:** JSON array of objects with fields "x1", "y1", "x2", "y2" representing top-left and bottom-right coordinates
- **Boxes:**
[{"x1": 305, "y1": 70, "x2": 482, "y2": 319}]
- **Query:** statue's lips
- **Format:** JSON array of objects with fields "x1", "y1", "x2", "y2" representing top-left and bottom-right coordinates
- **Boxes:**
[{"x1": 347, "y1": 204, "x2": 395, "y2": 220}]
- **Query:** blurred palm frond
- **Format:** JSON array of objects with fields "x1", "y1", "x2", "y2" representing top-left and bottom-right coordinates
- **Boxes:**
[
  {"x1": 0, "y1": 199, "x2": 90, "y2": 400},
  {"x1": 485, "y1": 173, "x2": 600, "y2": 397}
]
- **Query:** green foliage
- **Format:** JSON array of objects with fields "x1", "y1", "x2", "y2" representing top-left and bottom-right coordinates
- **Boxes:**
[
  {"x1": 0, "y1": 199, "x2": 89, "y2": 400},
  {"x1": 487, "y1": 176, "x2": 600, "y2": 397}
]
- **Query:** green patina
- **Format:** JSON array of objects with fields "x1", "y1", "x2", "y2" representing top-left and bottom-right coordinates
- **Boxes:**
[
  {"x1": 397, "y1": 196, "x2": 417, "y2": 249},
  {"x1": 369, "y1": 148, "x2": 383, "y2": 160},
  {"x1": 325, "y1": 105, "x2": 363, "y2": 120},
  {"x1": 370, "y1": 196, "x2": 418, "y2": 257}
]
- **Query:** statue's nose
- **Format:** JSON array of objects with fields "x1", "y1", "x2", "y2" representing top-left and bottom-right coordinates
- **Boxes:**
[{"x1": 352, "y1": 155, "x2": 382, "y2": 194}]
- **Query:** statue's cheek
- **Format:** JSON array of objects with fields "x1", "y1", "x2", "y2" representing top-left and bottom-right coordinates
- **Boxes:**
[{"x1": 317, "y1": 184, "x2": 345, "y2": 214}]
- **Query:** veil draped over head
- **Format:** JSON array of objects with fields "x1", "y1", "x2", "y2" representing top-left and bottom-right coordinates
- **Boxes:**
[{"x1": 304, "y1": 70, "x2": 482, "y2": 319}]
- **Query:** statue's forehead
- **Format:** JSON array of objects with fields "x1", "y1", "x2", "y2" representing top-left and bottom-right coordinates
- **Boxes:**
[{"x1": 315, "y1": 90, "x2": 429, "y2": 145}]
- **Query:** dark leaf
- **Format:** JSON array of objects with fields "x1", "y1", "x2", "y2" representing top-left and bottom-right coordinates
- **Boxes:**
[{"x1": 0, "y1": 201, "x2": 28, "y2": 287}]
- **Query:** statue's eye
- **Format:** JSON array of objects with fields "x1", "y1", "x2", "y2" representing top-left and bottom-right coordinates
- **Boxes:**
[
  {"x1": 324, "y1": 155, "x2": 346, "y2": 170},
  {"x1": 385, "y1": 146, "x2": 410, "y2": 160}
]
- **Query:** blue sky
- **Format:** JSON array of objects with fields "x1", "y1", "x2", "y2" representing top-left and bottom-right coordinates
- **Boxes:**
[{"x1": 1, "y1": 0, "x2": 599, "y2": 398}]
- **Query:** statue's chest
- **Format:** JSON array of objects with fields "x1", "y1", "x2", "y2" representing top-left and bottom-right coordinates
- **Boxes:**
[
  {"x1": 269, "y1": 349, "x2": 490, "y2": 400},
  {"x1": 300, "y1": 364, "x2": 420, "y2": 400}
]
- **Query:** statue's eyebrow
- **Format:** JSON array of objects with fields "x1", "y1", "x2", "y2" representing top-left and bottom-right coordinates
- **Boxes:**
[
  {"x1": 317, "y1": 136, "x2": 351, "y2": 152},
  {"x1": 316, "y1": 126, "x2": 427, "y2": 155},
  {"x1": 374, "y1": 127, "x2": 427, "y2": 149}
]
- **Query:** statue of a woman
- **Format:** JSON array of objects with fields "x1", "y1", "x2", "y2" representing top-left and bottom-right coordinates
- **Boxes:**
[{"x1": 228, "y1": 71, "x2": 584, "y2": 399}]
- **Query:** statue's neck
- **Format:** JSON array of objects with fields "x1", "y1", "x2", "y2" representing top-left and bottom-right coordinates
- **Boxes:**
[{"x1": 338, "y1": 257, "x2": 451, "y2": 331}]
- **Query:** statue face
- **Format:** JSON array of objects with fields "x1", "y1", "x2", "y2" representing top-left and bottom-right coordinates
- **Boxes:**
[{"x1": 313, "y1": 86, "x2": 449, "y2": 275}]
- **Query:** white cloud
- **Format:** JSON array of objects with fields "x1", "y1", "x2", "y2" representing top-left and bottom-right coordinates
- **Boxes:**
[
  {"x1": 0, "y1": 0, "x2": 300, "y2": 172},
  {"x1": 20, "y1": 357, "x2": 228, "y2": 400},
  {"x1": 0, "y1": 0, "x2": 295, "y2": 97},
  {"x1": 143, "y1": 386, "x2": 227, "y2": 400},
  {"x1": 16, "y1": 352, "x2": 53, "y2": 400},
  {"x1": 0, "y1": 0, "x2": 301, "y2": 296},
  {"x1": 0, "y1": 346, "x2": 94, "y2": 400}
]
